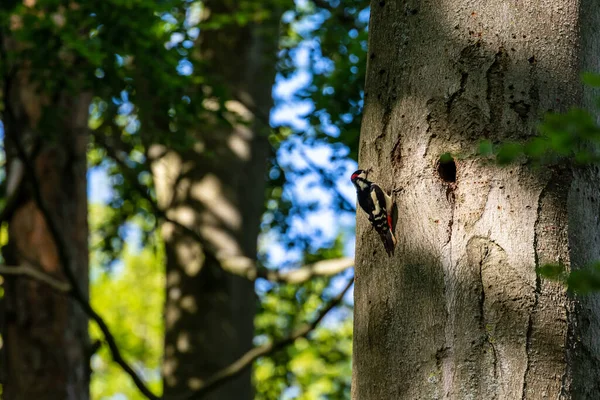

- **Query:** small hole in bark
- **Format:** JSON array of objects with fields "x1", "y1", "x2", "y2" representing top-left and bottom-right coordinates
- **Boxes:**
[{"x1": 437, "y1": 154, "x2": 457, "y2": 183}]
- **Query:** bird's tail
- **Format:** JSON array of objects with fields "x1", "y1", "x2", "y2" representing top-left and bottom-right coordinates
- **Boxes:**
[{"x1": 379, "y1": 228, "x2": 396, "y2": 256}]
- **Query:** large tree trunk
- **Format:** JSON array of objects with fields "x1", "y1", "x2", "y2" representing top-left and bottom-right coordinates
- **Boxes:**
[
  {"x1": 1, "y1": 71, "x2": 91, "y2": 398},
  {"x1": 151, "y1": 2, "x2": 280, "y2": 398},
  {"x1": 352, "y1": 1, "x2": 600, "y2": 399}
]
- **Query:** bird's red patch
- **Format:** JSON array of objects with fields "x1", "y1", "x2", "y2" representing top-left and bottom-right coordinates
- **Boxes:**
[
  {"x1": 351, "y1": 172, "x2": 359, "y2": 181},
  {"x1": 387, "y1": 213, "x2": 393, "y2": 230}
]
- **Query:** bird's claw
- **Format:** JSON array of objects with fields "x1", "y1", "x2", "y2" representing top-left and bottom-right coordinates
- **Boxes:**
[{"x1": 391, "y1": 187, "x2": 403, "y2": 201}]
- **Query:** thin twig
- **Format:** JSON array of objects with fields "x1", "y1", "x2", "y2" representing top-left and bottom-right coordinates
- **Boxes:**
[
  {"x1": 8, "y1": 135, "x2": 160, "y2": 400},
  {"x1": 0, "y1": 264, "x2": 71, "y2": 292},
  {"x1": 298, "y1": 149, "x2": 356, "y2": 212},
  {"x1": 181, "y1": 275, "x2": 354, "y2": 399}
]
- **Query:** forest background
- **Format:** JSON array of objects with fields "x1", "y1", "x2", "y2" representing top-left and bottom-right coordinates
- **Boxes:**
[{"x1": 0, "y1": 0, "x2": 367, "y2": 399}]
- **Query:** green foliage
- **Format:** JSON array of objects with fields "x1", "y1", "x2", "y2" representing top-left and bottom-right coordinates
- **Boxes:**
[
  {"x1": 89, "y1": 205, "x2": 165, "y2": 400},
  {"x1": 537, "y1": 263, "x2": 600, "y2": 294},
  {"x1": 568, "y1": 267, "x2": 600, "y2": 294},
  {"x1": 255, "y1": 317, "x2": 352, "y2": 400},
  {"x1": 276, "y1": 0, "x2": 368, "y2": 157},
  {"x1": 263, "y1": 0, "x2": 368, "y2": 247},
  {"x1": 439, "y1": 152, "x2": 454, "y2": 163},
  {"x1": 2, "y1": 0, "x2": 362, "y2": 397},
  {"x1": 1, "y1": 0, "x2": 187, "y2": 265},
  {"x1": 581, "y1": 72, "x2": 600, "y2": 88},
  {"x1": 495, "y1": 142, "x2": 524, "y2": 165},
  {"x1": 87, "y1": 209, "x2": 353, "y2": 398},
  {"x1": 483, "y1": 73, "x2": 600, "y2": 293},
  {"x1": 254, "y1": 274, "x2": 353, "y2": 399},
  {"x1": 536, "y1": 263, "x2": 568, "y2": 281},
  {"x1": 478, "y1": 140, "x2": 493, "y2": 156},
  {"x1": 480, "y1": 73, "x2": 600, "y2": 166},
  {"x1": 255, "y1": 235, "x2": 352, "y2": 398}
]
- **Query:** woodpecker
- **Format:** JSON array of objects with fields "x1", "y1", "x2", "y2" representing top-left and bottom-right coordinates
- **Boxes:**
[{"x1": 351, "y1": 169, "x2": 397, "y2": 256}]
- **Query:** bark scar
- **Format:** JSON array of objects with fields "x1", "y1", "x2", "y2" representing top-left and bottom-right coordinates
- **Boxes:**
[
  {"x1": 377, "y1": 103, "x2": 393, "y2": 144},
  {"x1": 485, "y1": 47, "x2": 507, "y2": 137},
  {"x1": 447, "y1": 71, "x2": 468, "y2": 113},
  {"x1": 478, "y1": 242, "x2": 498, "y2": 381},
  {"x1": 391, "y1": 135, "x2": 402, "y2": 169},
  {"x1": 522, "y1": 180, "x2": 545, "y2": 399},
  {"x1": 522, "y1": 251, "x2": 541, "y2": 400}
]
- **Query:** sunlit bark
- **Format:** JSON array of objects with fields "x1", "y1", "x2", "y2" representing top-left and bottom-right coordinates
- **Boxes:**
[{"x1": 352, "y1": 1, "x2": 600, "y2": 398}]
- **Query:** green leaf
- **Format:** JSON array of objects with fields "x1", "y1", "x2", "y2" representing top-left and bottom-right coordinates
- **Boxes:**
[
  {"x1": 496, "y1": 142, "x2": 523, "y2": 165},
  {"x1": 581, "y1": 72, "x2": 600, "y2": 87},
  {"x1": 536, "y1": 263, "x2": 567, "y2": 281},
  {"x1": 567, "y1": 268, "x2": 600, "y2": 294},
  {"x1": 478, "y1": 140, "x2": 493, "y2": 156},
  {"x1": 524, "y1": 137, "x2": 549, "y2": 158},
  {"x1": 439, "y1": 152, "x2": 453, "y2": 163}
]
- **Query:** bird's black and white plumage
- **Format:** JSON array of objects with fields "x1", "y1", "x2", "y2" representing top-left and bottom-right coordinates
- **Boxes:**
[{"x1": 351, "y1": 169, "x2": 396, "y2": 256}]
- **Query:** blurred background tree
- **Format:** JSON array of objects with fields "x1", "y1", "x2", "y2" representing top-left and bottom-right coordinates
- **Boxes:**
[
  {"x1": 0, "y1": 1, "x2": 92, "y2": 398},
  {"x1": 0, "y1": 0, "x2": 367, "y2": 399}
]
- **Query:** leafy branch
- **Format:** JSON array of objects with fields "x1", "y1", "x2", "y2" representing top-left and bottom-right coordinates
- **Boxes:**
[
  {"x1": 233, "y1": 92, "x2": 358, "y2": 213},
  {"x1": 537, "y1": 262, "x2": 600, "y2": 294},
  {"x1": 3, "y1": 131, "x2": 355, "y2": 400},
  {"x1": 94, "y1": 130, "x2": 355, "y2": 283},
  {"x1": 180, "y1": 275, "x2": 354, "y2": 399}
]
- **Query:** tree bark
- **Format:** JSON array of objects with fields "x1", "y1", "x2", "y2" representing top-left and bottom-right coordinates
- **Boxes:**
[
  {"x1": 352, "y1": 1, "x2": 600, "y2": 399},
  {"x1": 151, "y1": 2, "x2": 281, "y2": 398},
  {"x1": 1, "y1": 69, "x2": 91, "y2": 398}
]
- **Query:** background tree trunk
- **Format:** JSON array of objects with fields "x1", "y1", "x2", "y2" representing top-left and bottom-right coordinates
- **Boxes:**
[
  {"x1": 152, "y1": 2, "x2": 281, "y2": 398},
  {"x1": 352, "y1": 0, "x2": 600, "y2": 399},
  {"x1": 1, "y1": 71, "x2": 91, "y2": 399}
]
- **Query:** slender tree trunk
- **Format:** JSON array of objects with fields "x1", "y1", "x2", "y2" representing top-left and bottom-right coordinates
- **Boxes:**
[
  {"x1": 1, "y1": 70, "x2": 91, "y2": 398},
  {"x1": 352, "y1": 1, "x2": 600, "y2": 399},
  {"x1": 151, "y1": 2, "x2": 281, "y2": 398}
]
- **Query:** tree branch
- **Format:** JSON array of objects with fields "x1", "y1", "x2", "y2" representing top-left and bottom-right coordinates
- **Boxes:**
[
  {"x1": 93, "y1": 131, "x2": 354, "y2": 284},
  {"x1": 219, "y1": 255, "x2": 354, "y2": 283},
  {"x1": 298, "y1": 149, "x2": 356, "y2": 212},
  {"x1": 0, "y1": 264, "x2": 71, "y2": 292},
  {"x1": 92, "y1": 130, "x2": 220, "y2": 250},
  {"x1": 7, "y1": 135, "x2": 160, "y2": 400},
  {"x1": 9, "y1": 132, "x2": 352, "y2": 400},
  {"x1": 181, "y1": 274, "x2": 354, "y2": 400},
  {"x1": 228, "y1": 93, "x2": 357, "y2": 213}
]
